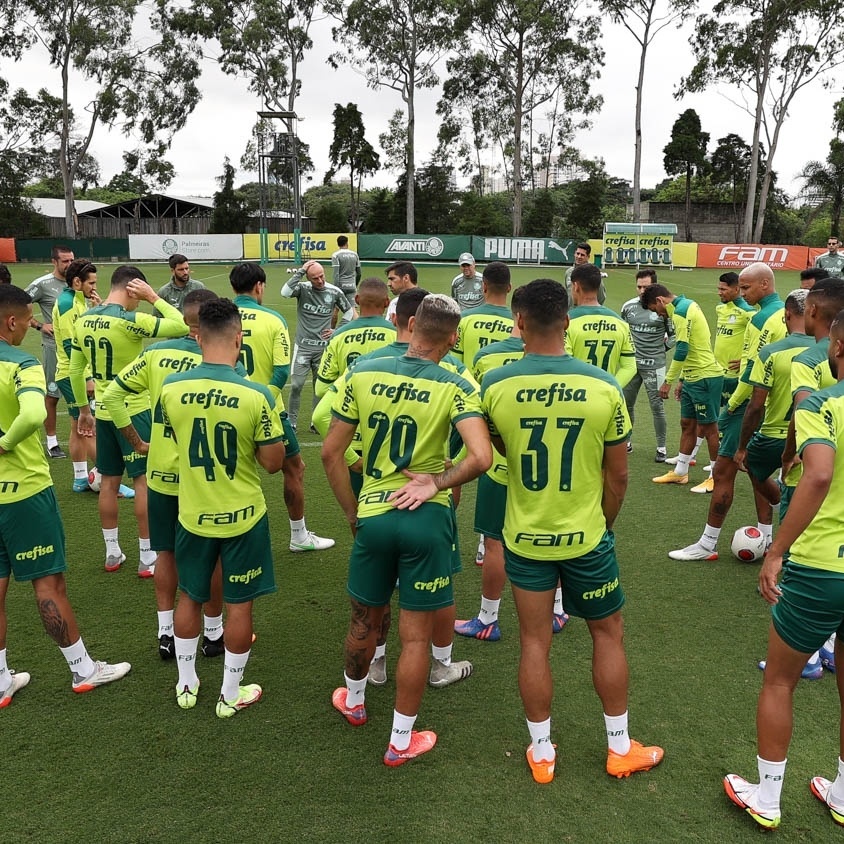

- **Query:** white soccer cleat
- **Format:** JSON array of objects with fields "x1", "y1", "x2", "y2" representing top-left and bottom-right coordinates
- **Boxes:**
[
  {"x1": 72, "y1": 660, "x2": 132, "y2": 693},
  {"x1": 0, "y1": 670, "x2": 31, "y2": 708},
  {"x1": 668, "y1": 542, "x2": 718, "y2": 562},
  {"x1": 723, "y1": 773, "x2": 781, "y2": 829},
  {"x1": 289, "y1": 531, "x2": 335, "y2": 552}
]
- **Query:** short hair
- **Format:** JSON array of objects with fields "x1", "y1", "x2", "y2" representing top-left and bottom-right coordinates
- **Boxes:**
[
  {"x1": 183, "y1": 288, "x2": 218, "y2": 312},
  {"x1": 719, "y1": 272, "x2": 740, "y2": 286},
  {"x1": 640, "y1": 283, "x2": 671, "y2": 308},
  {"x1": 0, "y1": 283, "x2": 32, "y2": 315},
  {"x1": 64, "y1": 259, "x2": 96, "y2": 288},
  {"x1": 511, "y1": 285, "x2": 525, "y2": 314},
  {"x1": 482, "y1": 261, "x2": 511, "y2": 289},
  {"x1": 635, "y1": 268, "x2": 657, "y2": 283},
  {"x1": 198, "y1": 297, "x2": 241, "y2": 336},
  {"x1": 0, "y1": 264, "x2": 11, "y2": 284},
  {"x1": 518, "y1": 279, "x2": 567, "y2": 330},
  {"x1": 51, "y1": 245, "x2": 72, "y2": 261},
  {"x1": 111, "y1": 265, "x2": 146, "y2": 288},
  {"x1": 357, "y1": 277, "x2": 389, "y2": 305},
  {"x1": 575, "y1": 242, "x2": 591, "y2": 256},
  {"x1": 801, "y1": 267, "x2": 829, "y2": 284},
  {"x1": 385, "y1": 261, "x2": 417, "y2": 284},
  {"x1": 807, "y1": 279, "x2": 844, "y2": 324},
  {"x1": 395, "y1": 287, "x2": 429, "y2": 329},
  {"x1": 413, "y1": 293, "x2": 461, "y2": 343},
  {"x1": 784, "y1": 289, "x2": 808, "y2": 315},
  {"x1": 337, "y1": 235, "x2": 349, "y2": 248},
  {"x1": 229, "y1": 262, "x2": 265, "y2": 294},
  {"x1": 169, "y1": 253, "x2": 189, "y2": 269},
  {"x1": 570, "y1": 263, "x2": 602, "y2": 292}
]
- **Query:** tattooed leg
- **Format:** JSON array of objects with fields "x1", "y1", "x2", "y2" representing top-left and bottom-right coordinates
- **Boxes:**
[
  {"x1": 32, "y1": 575, "x2": 80, "y2": 647},
  {"x1": 344, "y1": 599, "x2": 384, "y2": 680}
]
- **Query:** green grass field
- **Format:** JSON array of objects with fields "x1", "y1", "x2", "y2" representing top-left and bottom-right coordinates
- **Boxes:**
[{"x1": 5, "y1": 262, "x2": 836, "y2": 843}]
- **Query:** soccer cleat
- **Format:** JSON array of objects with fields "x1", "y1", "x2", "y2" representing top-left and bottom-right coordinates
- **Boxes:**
[
  {"x1": 526, "y1": 744, "x2": 556, "y2": 784},
  {"x1": 47, "y1": 445, "x2": 66, "y2": 459},
  {"x1": 202, "y1": 635, "x2": 225, "y2": 658},
  {"x1": 332, "y1": 686, "x2": 367, "y2": 725},
  {"x1": 309, "y1": 424, "x2": 318, "y2": 435},
  {"x1": 820, "y1": 643, "x2": 836, "y2": 673},
  {"x1": 607, "y1": 739, "x2": 664, "y2": 778},
  {"x1": 72, "y1": 660, "x2": 131, "y2": 693},
  {"x1": 429, "y1": 658, "x2": 473, "y2": 688},
  {"x1": 654, "y1": 450, "x2": 667, "y2": 463},
  {"x1": 383, "y1": 730, "x2": 437, "y2": 767},
  {"x1": 158, "y1": 634, "x2": 175, "y2": 661},
  {"x1": 690, "y1": 477, "x2": 714, "y2": 494},
  {"x1": 216, "y1": 684, "x2": 262, "y2": 718},
  {"x1": 475, "y1": 536, "x2": 485, "y2": 566},
  {"x1": 665, "y1": 456, "x2": 696, "y2": 466},
  {"x1": 454, "y1": 617, "x2": 501, "y2": 641},
  {"x1": 137, "y1": 559, "x2": 155, "y2": 579},
  {"x1": 117, "y1": 484, "x2": 135, "y2": 499},
  {"x1": 810, "y1": 776, "x2": 844, "y2": 827},
  {"x1": 0, "y1": 670, "x2": 31, "y2": 708},
  {"x1": 723, "y1": 773, "x2": 781, "y2": 829},
  {"x1": 176, "y1": 681, "x2": 199, "y2": 710},
  {"x1": 668, "y1": 542, "x2": 718, "y2": 562},
  {"x1": 289, "y1": 532, "x2": 335, "y2": 552},
  {"x1": 626, "y1": 441, "x2": 633, "y2": 454},
  {"x1": 72, "y1": 478, "x2": 91, "y2": 492},
  {"x1": 368, "y1": 655, "x2": 387, "y2": 686},
  {"x1": 552, "y1": 613, "x2": 569, "y2": 634},
  {"x1": 104, "y1": 552, "x2": 125, "y2": 573},
  {"x1": 652, "y1": 470, "x2": 688, "y2": 485},
  {"x1": 757, "y1": 658, "x2": 824, "y2": 680}
]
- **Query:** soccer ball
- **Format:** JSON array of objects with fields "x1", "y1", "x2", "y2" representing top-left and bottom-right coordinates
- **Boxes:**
[
  {"x1": 730, "y1": 526, "x2": 766, "y2": 562},
  {"x1": 88, "y1": 467, "x2": 102, "y2": 493}
]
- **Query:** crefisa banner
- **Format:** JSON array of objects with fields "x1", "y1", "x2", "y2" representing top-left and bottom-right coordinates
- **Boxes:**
[
  {"x1": 602, "y1": 233, "x2": 674, "y2": 266},
  {"x1": 129, "y1": 234, "x2": 243, "y2": 261}
]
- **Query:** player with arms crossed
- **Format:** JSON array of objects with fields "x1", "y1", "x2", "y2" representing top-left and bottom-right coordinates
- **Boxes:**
[{"x1": 482, "y1": 278, "x2": 663, "y2": 784}]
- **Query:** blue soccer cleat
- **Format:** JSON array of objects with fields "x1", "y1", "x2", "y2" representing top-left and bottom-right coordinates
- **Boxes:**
[
  {"x1": 454, "y1": 617, "x2": 501, "y2": 641},
  {"x1": 820, "y1": 643, "x2": 837, "y2": 674}
]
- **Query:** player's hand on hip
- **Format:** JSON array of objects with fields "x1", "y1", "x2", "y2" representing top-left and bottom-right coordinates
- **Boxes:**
[{"x1": 388, "y1": 470, "x2": 438, "y2": 511}]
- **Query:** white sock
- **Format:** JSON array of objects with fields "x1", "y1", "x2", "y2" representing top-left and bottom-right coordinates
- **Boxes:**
[
  {"x1": 806, "y1": 650, "x2": 821, "y2": 667},
  {"x1": 0, "y1": 647, "x2": 8, "y2": 693},
  {"x1": 290, "y1": 517, "x2": 308, "y2": 543},
  {"x1": 699, "y1": 524, "x2": 721, "y2": 552},
  {"x1": 157, "y1": 610, "x2": 174, "y2": 637},
  {"x1": 204, "y1": 613, "x2": 223, "y2": 641},
  {"x1": 47, "y1": 435, "x2": 58, "y2": 449},
  {"x1": 102, "y1": 527, "x2": 121, "y2": 557},
  {"x1": 690, "y1": 436, "x2": 704, "y2": 460},
  {"x1": 527, "y1": 717, "x2": 554, "y2": 761},
  {"x1": 59, "y1": 637, "x2": 96, "y2": 681},
  {"x1": 139, "y1": 538, "x2": 156, "y2": 566},
  {"x1": 757, "y1": 755, "x2": 786, "y2": 810},
  {"x1": 372, "y1": 644, "x2": 386, "y2": 661},
  {"x1": 830, "y1": 757, "x2": 844, "y2": 806},
  {"x1": 709, "y1": 460, "x2": 716, "y2": 474},
  {"x1": 175, "y1": 635, "x2": 200, "y2": 689},
  {"x1": 825, "y1": 633, "x2": 837, "y2": 652},
  {"x1": 656, "y1": 446, "x2": 666, "y2": 454},
  {"x1": 344, "y1": 672, "x2": 367, "y2": 707},
  {"x1": 604, "y1": 711, "x2": 631, "y2": 755},
  {"x1": 72, "y1": 461, "x2": 88, "y2": 480},
  {"x1": 432, "y1": 643, "x2": 452, "y2": 666},
  {"x1": 757, "y1": 522, "x2": 773, "y2": 545},
  {"x1": 221, "y1": 648, "x2": 250, "y2": 701},
  {"x1": 553, "y1": 587, "x2": 563, "y2": 616},
  {"x1": 390, "y1": 710, "x2": 417, "y2": 751},
  {"x1": 674, "y1": 453, "x2": 692, "y2": 476},
  {"x1": 479, "y1": 596, "x2": 500, "y2": 624}
]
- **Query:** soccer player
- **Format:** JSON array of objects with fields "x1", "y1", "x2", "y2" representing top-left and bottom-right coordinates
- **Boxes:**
[
  {"x1": 0, "y1": 284, "x2": 130, "y2": 707},
  {"x1": 567, "y1": 264, "x2": 636, "y2": 388},
  {"x1": 0, "y1": 264, "x2": 11, "y2": 284},
  {"x1": 620, "y1": 269, "x2": 675, "y2": 461},
  {"x1": 103, "y1": 289, "x2": 229, "y2": 660},
  {"x1": 814, "y1": 236, "x2": 844, "y2": 277},
  {"x1": 451, "y1": 252, "x2": 484, "y2": 311},
  {"x1": 282, "y1": 259, "x2": 354, "y2": 431},
  {"x1": 384, "y1": 260, "x2": 418, "y2": 320},
  {"x1": 71, "y1": 266, "x2": 188, "y2": 574},
  {"x1": 231, "y1": 262, "x2": 334, "y2": 552},
  {"x1": 160, "y1": 298, "x2": 285, "y2": 718},
  {"x1": 668, "y1": 263, "x2": 785, "y2": 560},
  {"x1": 156, "y1": 254, "x2": 206, "y2": 313},
  {"x1": 724, "y1": 309, "x2": 844, "y2": 831},
  {"x1": 452, "y1": 261, "x2": 513, "y2": 367},
  {"x1": 643, "y1": 284, "x2": 723, "y2": 489},
  {"x1": 25, "y1": 244, "x2": 74, "y2": 458},
  {"x1": 800, "y1": 267, "x2": 829, "y2": 289},
  {"x1": 482, "y1": 278, "x2": 663, "y2": 784},
  {"x1": 564, "y1": 242, "x2": 606, "y2": 306},
  {"x1": 331, "y1": 235, "x2": 361, "y2": 296},
  {"x1": 314, "y1": 277, "x2": 394, "y2": 398},
  {"x1": 323, "y1": 294, "x2": 492, "y2": 766}
]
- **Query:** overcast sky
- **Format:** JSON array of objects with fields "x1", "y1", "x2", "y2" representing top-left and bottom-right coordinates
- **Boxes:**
[{"x1": 6, "y1": 6, "x2": 841, "y2": 201}]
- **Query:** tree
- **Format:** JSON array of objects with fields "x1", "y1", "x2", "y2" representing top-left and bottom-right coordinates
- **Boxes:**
[
  {"x1": 522, "y1": 189, "x2": 557, "y2": 237},
  {"x1": 210, "y1": 158, "x2": 253, "y2": 233},
  {"x1": 710, "y1": 133, "x2": 753, "y2": 241},
  {"x1": 314, "y1": 201, "x2": 349, "y2": 232},
  {"x1": 329, "y1": 0, "x2": 456, "y2": 234},
  {"x1": 663, "y1": 109, "x2": 709, "y2": 241},
  {"x1": 0, "y1": 0, "x2": 201, "y2": 238},
  {"x1": 326, "y1": 103, "x2": 380, "y2": 231},
  {"x1": 800, "y1": 140, "x2": 844, "y2": 238},
  {"x1": 600, "y1": 0, "x2": 696, "y2": 222},
  {"x1": 378, "y1": 110, "x2": 408, "y2": 175},
  {"x1": 563, "y1": 160, "x2": 612, "y2": 240},
  {"x1": 680, "y1": 0, "x2": 844, "y2": 242}
]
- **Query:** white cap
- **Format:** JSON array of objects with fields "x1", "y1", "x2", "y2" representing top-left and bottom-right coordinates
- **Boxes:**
[{"x1": 458, "y1": 252, "x2": 475, "y2": 265}]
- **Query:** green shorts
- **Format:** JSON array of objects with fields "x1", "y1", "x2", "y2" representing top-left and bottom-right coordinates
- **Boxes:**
[
  {"x1": 280, "y1": 411, "x2": 300, "y2": 459},
  {"x1": 717, "y1": 401, "x2": 747, "y2": 458},
  {"x1": 96, "y1": 412, "x2": 150, "y2": 478},
  {"x1": 449, "y1": 497, "x2": 462, "y2": 575},
  {"x1": 771, "y1": 561, "x2": 844, "y2": 653},
  {"x1": 148, "y1": 488, "x2": 179, "y2": 552},
  {"x1": 474, "y1": 473, "x2": 506, "y2": 541},
  {"x1": 680, "y1": 376, "x2": 723, "y2": 425},
  {"x1": 0, "y1": 487, "x2": 66, "y2": 581},
  {"x1": 42, "y1": 341, "x2": 60, "y2": 398},
  {"x1": 721, "y1": 376, "x2": 738, "y2": 408},
  {"x1": 779, "y1": 480, "x2": 794, "y2": 522},
  {"x1": 57, "y1": 376, "x2": 83, "y2": 419},
  {"x1": 348, "y1": 503, "x2": 455, "y2": 611},
  {"x1": 504, "y1": 531, "x2": 625, "y2": 621},
  {"x1": 746, "y1": 433, "x2": 785, "y2": 482},
  {"x1": 175, "y1": 513, "x2": 276, "y2": 604}
]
